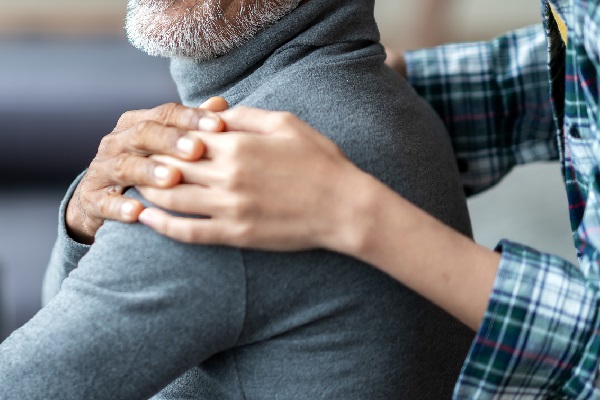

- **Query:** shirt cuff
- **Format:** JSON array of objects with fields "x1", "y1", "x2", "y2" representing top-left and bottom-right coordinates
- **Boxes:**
[{"x1": 454, "y1": 240, "x2": 600, "y2": 398}]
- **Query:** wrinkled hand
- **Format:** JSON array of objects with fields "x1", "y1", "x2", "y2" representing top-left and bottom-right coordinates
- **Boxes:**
[
  {"x1": 385, "y1": 48, "x2": 407, "y2": 78},
  {"x1": 66, "y1": 98, "x2": 229, "y2": 245},
  {"x1": 138, "y1": 107, "x2": 367, "y2": 252}
]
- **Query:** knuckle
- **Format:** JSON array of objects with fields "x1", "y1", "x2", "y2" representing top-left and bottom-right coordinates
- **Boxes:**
[
  {"x1": 229, "y1": 106, "x2": 249, "y2": 121},
  {"x1": 144, "y1": 160, "x2": 159, "y2": 181},
  {"x1": 154, "y1": 103, "x2": 179, "y2": 123},
  {"x1": 175, "y1": 107, "x2": 199, "y2": 129},
  {"x1": 132, "y1": 120, "x2": 154, "y2": 145},
  {"x1": 154, "y1": 189, "x2": 177, "y2": 209},
  {"x1": 180, "y1": 229, "x2": 198, "y2": 244},
  {"x1": 227, "y1": 137, "x2": 251, "y2": 158},
  {"x1": 112, "y1": 154, "x2": 130, "y2": 180},
  {"x1": 232, "y1": 222, "x2": 255, "y2": 246},
  {"x1": 275, "y1": 111, "x2": 296, "y2": 127},
  {"x1": 225, "y1": 165, "x2": 245, "y2": 189},
  {"x1": 229, "y1": 196, "x2": 255, "y2": 219},
  {"x1": 166, "y1": 221, "x2": 196, "y2": 243}
]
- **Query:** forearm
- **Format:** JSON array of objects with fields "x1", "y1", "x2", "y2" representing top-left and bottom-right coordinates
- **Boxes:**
[
  {"x1": 338, "y1": 169, "x2": 600, "y2": 396},
  {"x1": 342, "y1": 170, "x2": 499, "y2": 330}
]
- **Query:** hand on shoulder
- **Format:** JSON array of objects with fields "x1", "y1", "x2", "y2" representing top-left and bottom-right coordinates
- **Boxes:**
[
  {"x1": 66, "y1": 97, "x2": 228, "y2": 244},
  {"x1": 137, "y1": 106, "x2": 375, "y2": 253}
]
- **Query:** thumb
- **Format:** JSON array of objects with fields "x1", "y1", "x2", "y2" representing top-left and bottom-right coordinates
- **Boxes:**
[{"x1": 199, "y1": 96, "x2": 229, "y2": 113}]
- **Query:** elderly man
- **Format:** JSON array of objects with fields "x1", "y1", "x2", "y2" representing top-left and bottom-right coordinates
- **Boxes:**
[{"x1": 0, "y1": 0, "x2": 473, "y2": 398}]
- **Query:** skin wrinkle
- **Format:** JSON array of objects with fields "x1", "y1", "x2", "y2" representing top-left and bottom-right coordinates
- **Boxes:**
[{"x1": 126, "y1": 0, "x2": 301, "y2": 59}]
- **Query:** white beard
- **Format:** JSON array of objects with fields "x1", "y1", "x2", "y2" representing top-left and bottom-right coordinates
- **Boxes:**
[{"x1": 126, "y1": 0, "x2": 301, "y2": 60}]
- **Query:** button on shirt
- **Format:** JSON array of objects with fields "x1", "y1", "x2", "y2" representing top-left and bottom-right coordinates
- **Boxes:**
[{"x1": 405, "y1": 0, "x2": 600, "y2": 398}]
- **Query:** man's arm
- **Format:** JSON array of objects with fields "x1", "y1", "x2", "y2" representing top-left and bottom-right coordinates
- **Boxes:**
[
  {"x1": 42, "y1": 172, "x2": 91, "y2": 305},
  {"x1": 42, "y1": 101, "x2": 227, "y2": 304},
  {"x1": 404, "y1": 24, "x2": 557, "y2": 195},
  {"x1": 3, "y1": 192, "x2": 246, "y2": 399}
]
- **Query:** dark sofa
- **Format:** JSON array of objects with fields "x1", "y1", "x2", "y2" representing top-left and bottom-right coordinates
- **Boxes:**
[{"x1": 0, "y1": 36, "x2": 180, "y2": 340}]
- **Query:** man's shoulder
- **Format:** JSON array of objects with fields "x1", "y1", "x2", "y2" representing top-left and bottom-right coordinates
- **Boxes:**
[
  {"x1": 238, "y1": 45, "x2": 471, "y2": 235},
  {"x1": 241, "y1": 44, "x2": 421, "y2": 134}
]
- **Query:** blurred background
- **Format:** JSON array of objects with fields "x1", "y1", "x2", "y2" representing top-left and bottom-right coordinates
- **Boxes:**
[{"x1": 0, "y1": 0, "x2": 572, "y2": 341}]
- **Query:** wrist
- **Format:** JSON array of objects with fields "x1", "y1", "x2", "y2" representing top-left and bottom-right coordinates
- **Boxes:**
[
  {"x1": 321, "y1": 166, "x2": 393, "y2": 258},
  {"x1": 330, "y1": 173, "x2": 500, "y2": 330}
]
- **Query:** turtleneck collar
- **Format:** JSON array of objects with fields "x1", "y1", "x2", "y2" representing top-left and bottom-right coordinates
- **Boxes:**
[{"x1": 170, "y1": 0, "x2": 380, "y2": 106}]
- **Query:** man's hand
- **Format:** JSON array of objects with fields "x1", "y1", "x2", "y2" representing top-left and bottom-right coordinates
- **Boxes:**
[{"x1": 66, "y1": 98, "x2": 228, "y2": 245}]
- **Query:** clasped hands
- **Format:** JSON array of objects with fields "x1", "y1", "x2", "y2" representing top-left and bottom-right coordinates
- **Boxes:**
[{"x1": 66, "y1": 97, "x2": 362, "y2": 252}]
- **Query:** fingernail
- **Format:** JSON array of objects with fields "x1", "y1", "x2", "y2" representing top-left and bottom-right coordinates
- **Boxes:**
[
  {"x1": 198, "y1": 113, "x2": 220, "y2": 131},
  {"x1": 138, "y1": 209, "x2": 156, "y2": 227},
  {"x1": 177, "y1": 136, "x2": 196, "y2": 155},
  {"x1": 121, "y1": 202, "x2": 135, "y2": 219},
  {"x1": 154, "y1": 165, "x2": 171, "y2": 181}
]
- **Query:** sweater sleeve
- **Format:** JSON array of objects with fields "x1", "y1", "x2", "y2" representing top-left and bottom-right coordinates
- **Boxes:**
[
  {"x1": 42, "y1": 172, "x2": 91, "y2": 306},
  {"x1": 1, "y1": 189, "x2": 246, "y2": 400}
]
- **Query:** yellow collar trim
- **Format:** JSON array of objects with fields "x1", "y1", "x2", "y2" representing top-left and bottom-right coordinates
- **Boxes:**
[{"x1": 549, "y1": 2, "x2": 568, "y2": 44}]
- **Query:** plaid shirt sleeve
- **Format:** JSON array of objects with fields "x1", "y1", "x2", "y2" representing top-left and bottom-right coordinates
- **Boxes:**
[
  {"x1": 454, "y1": 240, "x2": 600, "y2": 399},
  {"x1": 405, "y1": 24, "x2": 558, "y2": 196},
  {"x1": 406, "y1": 10, "x2": 600, "y2": 397}
]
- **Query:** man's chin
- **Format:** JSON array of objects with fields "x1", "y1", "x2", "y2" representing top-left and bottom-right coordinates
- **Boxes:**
[
  {"x1": 126, "y1": 35, "x2": 220, "y2": 60},
  {"x1": 125, "y1": 0, "x2": 302, "y2": 60}
]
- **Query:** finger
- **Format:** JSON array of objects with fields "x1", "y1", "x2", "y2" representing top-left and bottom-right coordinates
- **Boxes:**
[
  {"x1": 199, "y1": 96, "x2": 229, "y2": 113},
  {"x1": 221, "y1": 108, "x2": 341, "y2": 154},
  {"x1": 138, "y1": 208, "x2": 228, "y2": 245},
  {"x1": 113, "y1": 100, "x2": 227, "y2": 134},
  {"x1": 150, "y1": 155, "x2": 227, "y2": 185},
  {"x1": 185, "y1": 130, "x2": 263, "y2": 161},
  {"x1": 106, "y1": 154, "x2": 182, "y2": 187},
  {"x1": 138, "y1": 184, "x2": 224, "y2": 215},
  {"x1": 124, "y1": 120, "x2": 205, "y2": 160},
  {"x1": 148, "y1": 103, "x2": 225, "y2": 132},
  {"x1": 184, "y1": 131, "x2": 224, "y2": 159},
  {"x1": 88, "y1": 190, "x2": 145, "y2": 223},
  {"x1": 219, "y1": 107, "x2": 304, "y2": 135}
]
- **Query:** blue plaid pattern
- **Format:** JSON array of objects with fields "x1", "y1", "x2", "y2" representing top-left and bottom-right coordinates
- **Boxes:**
[{"x1": 406, "y1": 0, "x2": 600, "y2": 398}]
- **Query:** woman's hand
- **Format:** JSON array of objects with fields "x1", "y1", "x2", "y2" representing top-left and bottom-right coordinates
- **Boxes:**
[
  {"x1": 137, "y1": 106, "x2": 499, "y2": 330},
  {"x1": 66, "y1": 97, "x2": 229, "y2": 245},
  {"x1": 137, "y1": 107, "x2": 371, "y2": 252}
]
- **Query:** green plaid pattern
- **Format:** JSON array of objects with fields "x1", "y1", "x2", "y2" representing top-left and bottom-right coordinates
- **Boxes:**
[
  {"x1": 405, "y1": 0, "x2": 600, "y2": 398},
  {"x1": 406, "y1": 24, "x2": 558, "y2": 196}
]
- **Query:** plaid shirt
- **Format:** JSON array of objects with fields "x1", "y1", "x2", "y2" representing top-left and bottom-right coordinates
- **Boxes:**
[{"x1": 406, "y1": 0, "x2": 600, "y2": 398}]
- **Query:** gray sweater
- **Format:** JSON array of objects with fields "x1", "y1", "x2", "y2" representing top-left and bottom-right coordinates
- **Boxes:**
[{"x1": 0, "y1": 0, "x2": 473, "y2": 398}]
